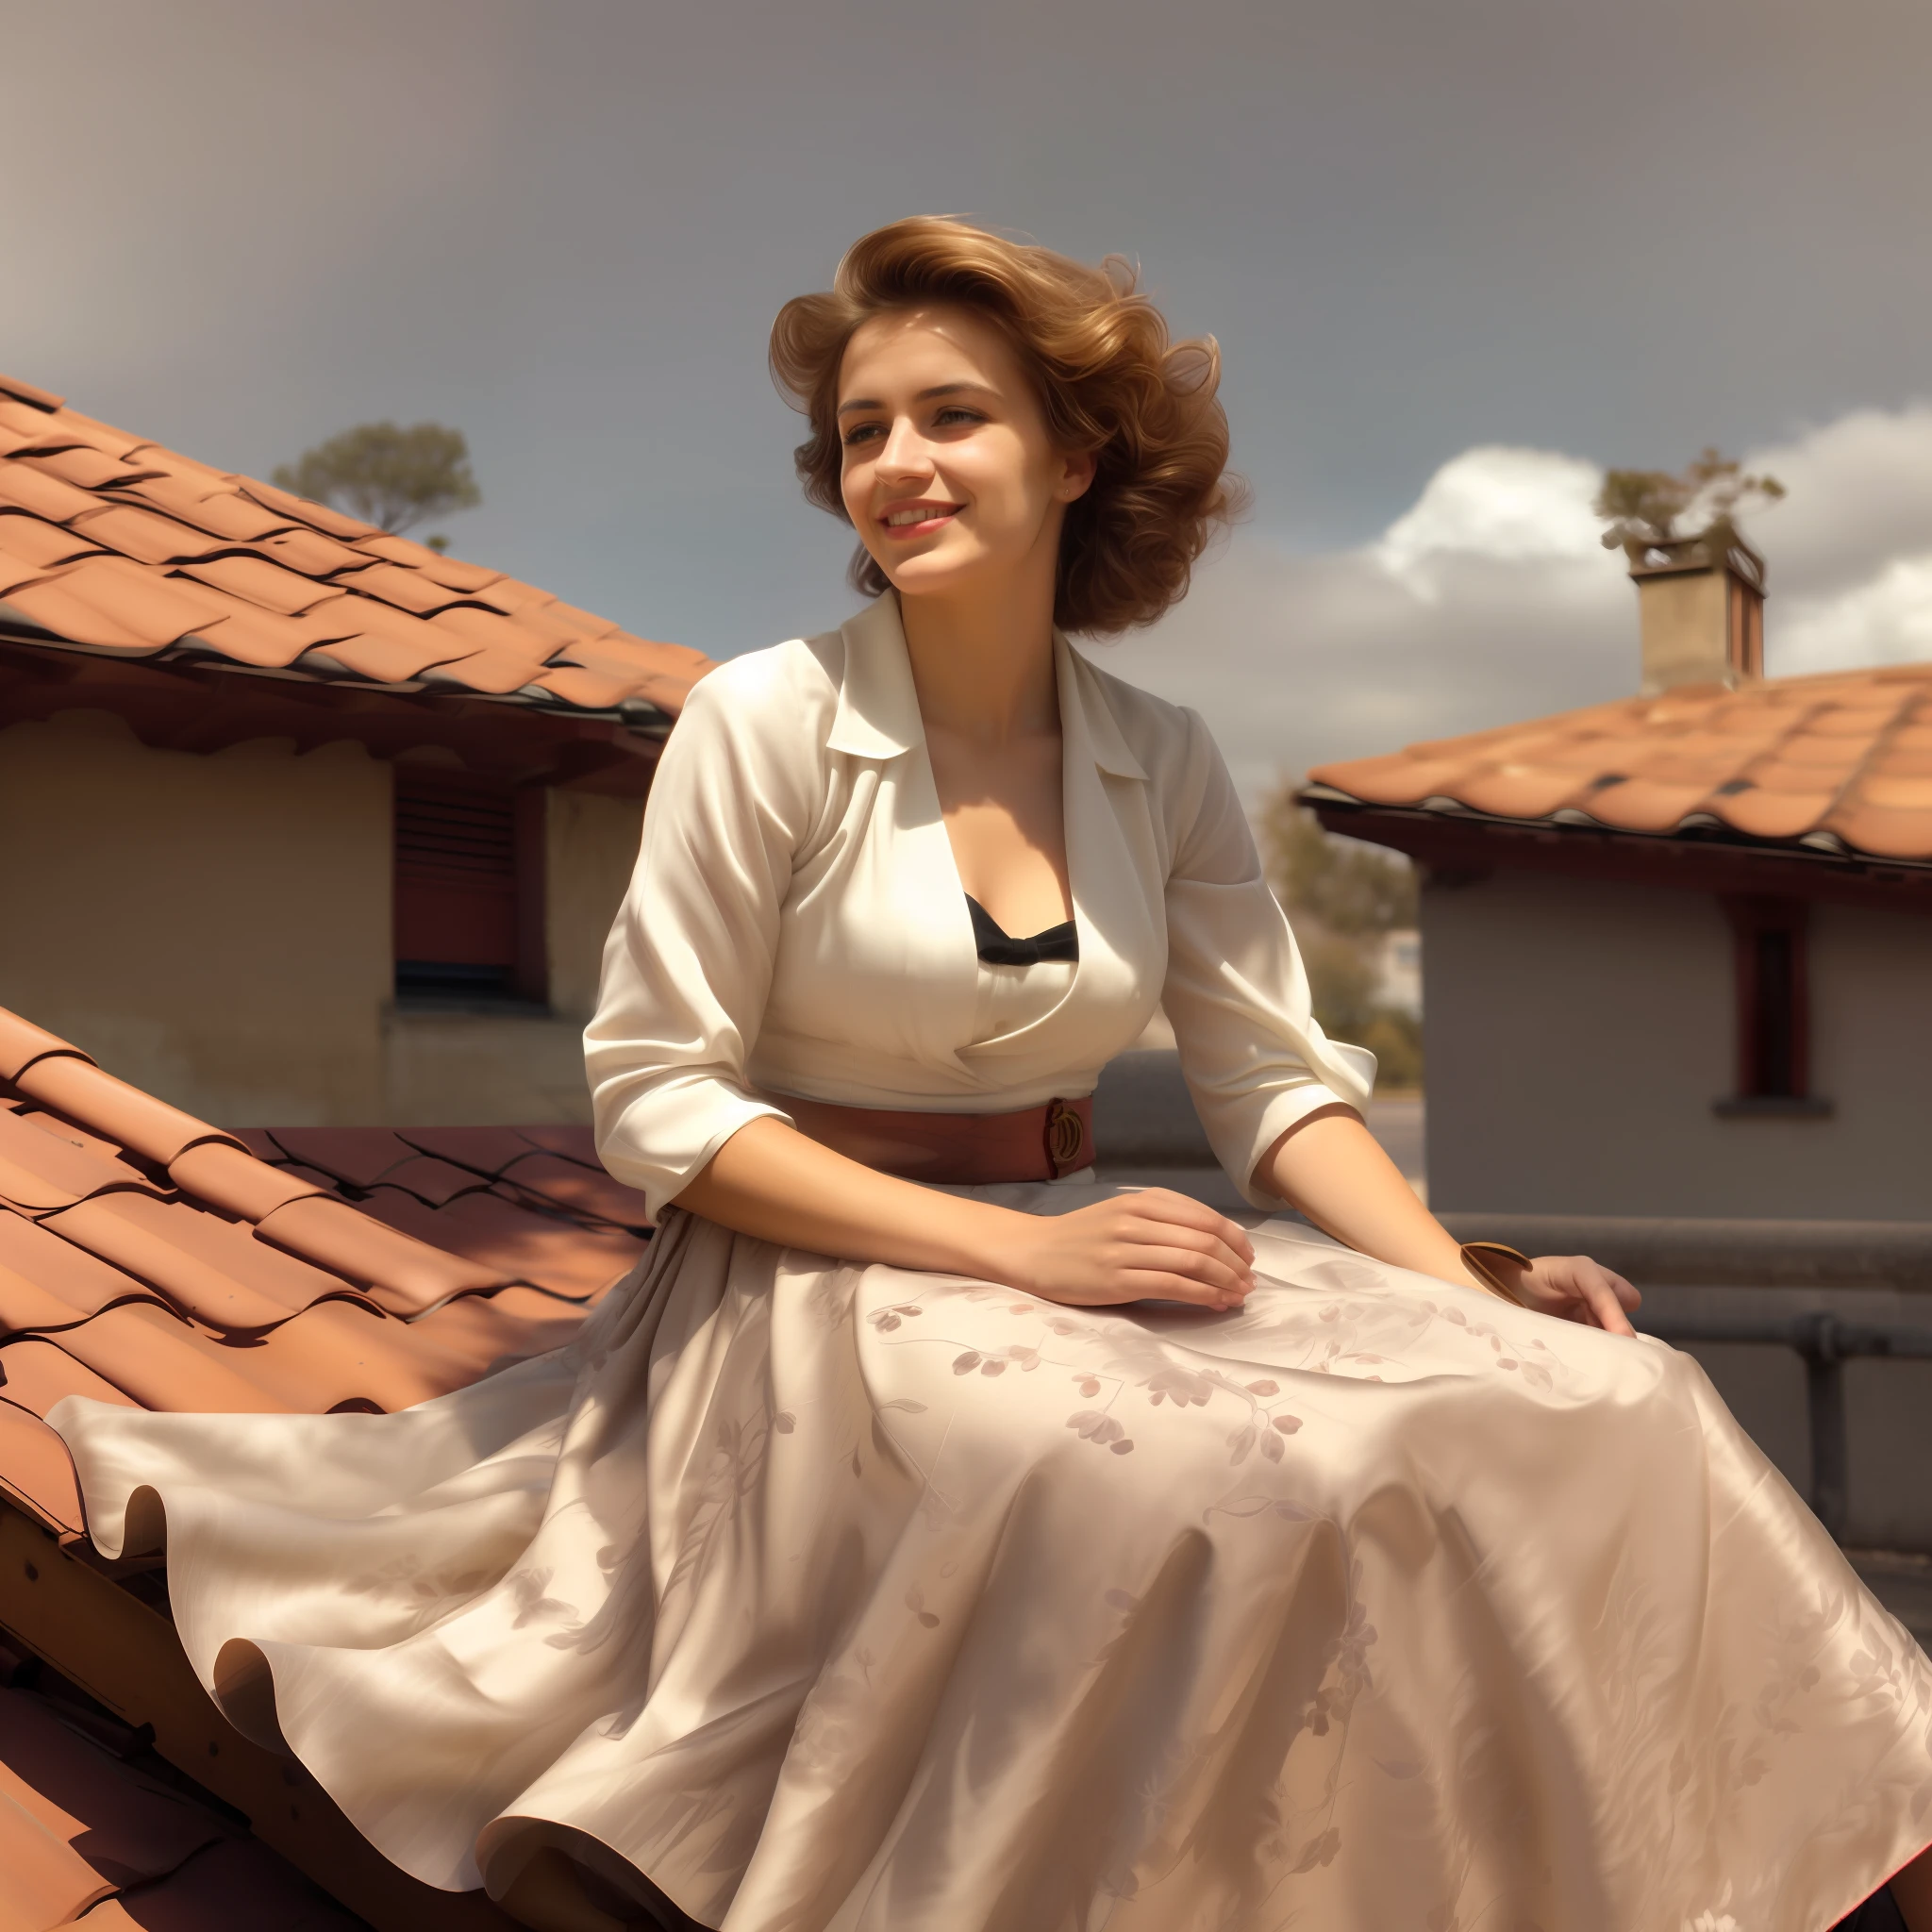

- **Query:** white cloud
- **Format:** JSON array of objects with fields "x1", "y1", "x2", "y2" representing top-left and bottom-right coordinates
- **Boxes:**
[
  {"x1": 1371, "y1": 446, "x2": 1607, "y2": 591},
  {"x1": 1101, "y1": 408, "x2": 1932, "y2": 802}
]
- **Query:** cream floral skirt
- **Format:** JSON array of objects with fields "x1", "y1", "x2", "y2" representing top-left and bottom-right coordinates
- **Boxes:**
[{"x1": 51, "y1": 1188, "x2": 1932, "y2": 1932}]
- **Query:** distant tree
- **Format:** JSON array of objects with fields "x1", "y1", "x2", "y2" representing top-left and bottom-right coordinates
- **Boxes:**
[
  {"x1": 272, "y1": 422, "x2": 480, "y2": 539},
  {"x1": 1262, "y1": 787, "x2": 1418, "y2": 936},
  {"x1": 1594, "y1": 447, "x2": 1784, "y2": 559},
  {"x1": 1259, "y1": 780, "x2": 1424, "y2": 1089}
]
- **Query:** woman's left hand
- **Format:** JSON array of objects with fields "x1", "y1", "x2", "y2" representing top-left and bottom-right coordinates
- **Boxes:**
[{"x1": 1500, "y1": 1255, "x2": 1641, "y2": 1336}]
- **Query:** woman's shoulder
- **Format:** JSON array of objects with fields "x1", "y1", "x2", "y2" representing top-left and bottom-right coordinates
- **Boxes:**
[
  {"x1": 677, "y1": 632, "x2": 845, "y2": 749},
  {"x1": 1070, "y1": 648, "x2": 1219, "y2": 781}
]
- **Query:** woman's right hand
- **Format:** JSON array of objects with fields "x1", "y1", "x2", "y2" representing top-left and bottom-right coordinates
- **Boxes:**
[{"x1": 988, "y1": 1189, "x2": 1257, "y2": 1311}]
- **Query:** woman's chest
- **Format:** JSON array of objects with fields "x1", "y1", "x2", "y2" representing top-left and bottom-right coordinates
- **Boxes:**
[{"x1": 760, "y1": 759, "x2": 1168, "y2": 1066}]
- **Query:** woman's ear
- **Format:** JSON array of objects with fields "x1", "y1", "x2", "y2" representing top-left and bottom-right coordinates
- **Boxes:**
[{"x1": 1057, "y1": 447, "x2": 1098, "y2": 504}]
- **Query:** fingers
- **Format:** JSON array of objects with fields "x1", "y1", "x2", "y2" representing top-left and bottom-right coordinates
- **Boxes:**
[
  {"x1": 1112, "y1": 1215, "x2": 1255, "y2": 1287},
  {"x1": 1582, "y1": 1275, "x2": 1637, "y2": 1337},
  {"x1": 1116, "y1": 1266, "x2": 1249, "y2": 1311},
  {"x1": 1114, "y1": 1242, "x2": 1252, "y2": 1303},
  {"x1": 1129, "y1": 1189, "x2": 1256, "y2": 1266}
]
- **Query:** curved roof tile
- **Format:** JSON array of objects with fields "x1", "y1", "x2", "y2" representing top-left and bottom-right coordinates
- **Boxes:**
[
  {"x1": 1309, "y1": 663, "x2": 1932, "y2": 863},
  {"x1": 0, "y1": 370, "x2": 712, "y2": 720}
]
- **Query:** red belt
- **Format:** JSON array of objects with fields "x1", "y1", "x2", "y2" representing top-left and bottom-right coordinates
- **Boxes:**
[{"x1": 779, "y1": 1093, "x2": 1095, "y2": 1184}]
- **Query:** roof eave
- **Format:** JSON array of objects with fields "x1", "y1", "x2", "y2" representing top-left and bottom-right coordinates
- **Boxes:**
[{"x1": 1303, "y1": 791, "x2": 1932, "y2": 915}]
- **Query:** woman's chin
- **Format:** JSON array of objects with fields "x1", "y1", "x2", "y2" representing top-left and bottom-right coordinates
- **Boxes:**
[{"x1": 877, "y1": 547, "x2": 999, "y2": 606}]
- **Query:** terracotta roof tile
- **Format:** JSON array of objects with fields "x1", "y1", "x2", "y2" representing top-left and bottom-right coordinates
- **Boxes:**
[
  {"x1": 39, "y1": 1196, "x2": 337, "y2": 1335},
  {"x1": 52, "y1": 1301, "x2": 296, "y2": 1414},
  {"x1": 0, "y1": 512, "x2": 104, "y2": 570},
  {"x1": 0, "y1": 1336, "x2": 141, "y2": 1418},
  {"x1": 0, "y1": 1008, "x2": 641, "y2": 1923},
  {"x1": 0, "y1": 1214, "x2": 157, "y2": 1321},
  {"x1": 6, "y1": 554, "x2": 231, "y2": 650},
  {"x1": 1309, "y1": 662, "x2": 1932, "y2": 863},
  {"x1": 22, "y1": 445, "x2": 162, "y2": 491},
  {"x1": 395, "y1": 1124, "x2": 537, "y2": 1173},
  {"x1": 356, "y1": 1187, "x2": 641, "y2": 1300},
  {"x1": 0, "y1": 1270, "x2": 101, "y2": 1340},
  {"x1": 176, "y1": 553, "x2": 348, "y2": 618},
  {"x1": 12, "y1": 1057, "x2": 237, "y2": 1167},
  {"x1": 0, "y1": 1106, "x2": 153, "y2": 1213},
  {"x1": 0, "y1": 1682, "x2": 366, "y2": 1931},
  {"x1": 0, "y1": 1401, "x2": 86, "y2": 1531},
  {"x1": 251, "y1": 1193, "x2": 508, "y2": 1315},
  {"x1": 0, "y1": 459, "x2": 103, "y2": 523},
  {"x1": 175, "y1": 600, "x2": 362, "y2": 671},
  {"x1": 497, "y1": 1153, "x2": 653, "y2": 1231},
  {"x1": 0, "y1": 370, "x2": 712, "y2": 723},
  {"x1": 113, "y1": 473, "x2": 298, "y2": 542},
  {"x1": 264, "y1": 1127, "x2": 420, "y2": 1190},
  {"x1": 70, "y1": 501, "x2": 241, "y2": 565},
  {"x1": 0, "y1": 1006, "x2": 642, "y2": 1530}
]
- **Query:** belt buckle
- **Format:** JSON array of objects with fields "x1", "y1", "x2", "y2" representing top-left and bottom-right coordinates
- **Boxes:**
[{"x1": 1044, "y1": 1100, "x2": 1087, "y2": 1178}]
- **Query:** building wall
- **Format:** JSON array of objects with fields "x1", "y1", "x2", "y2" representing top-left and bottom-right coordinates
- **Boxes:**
[
  {"x1": 0, "y1": 712, "x2": 391, "y2": 1123},
  {"x1": 380, "y1": 791, "x2": 642, "y2": 1126},
  {"x1": 1423, "y1": 868, "x2": 1932, "y2": 1219},
  {"x1": 0, "y1": 715, "x2": 649, "y2": 1129}
]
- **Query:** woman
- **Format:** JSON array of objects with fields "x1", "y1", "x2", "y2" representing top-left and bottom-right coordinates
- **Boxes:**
[{"x1": 54, "y1": 220, "x2": 1932, "y2": 1932}]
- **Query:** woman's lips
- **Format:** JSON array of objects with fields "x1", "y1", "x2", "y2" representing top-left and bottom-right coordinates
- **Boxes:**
[{"x1": 878, "y1": 505, "x2": 961, "y2": 539}]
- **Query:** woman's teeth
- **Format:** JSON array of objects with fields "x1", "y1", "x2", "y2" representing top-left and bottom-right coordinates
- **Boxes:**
[{"x1": 885, "y1": 506, "x2": 957, "y2": 527}]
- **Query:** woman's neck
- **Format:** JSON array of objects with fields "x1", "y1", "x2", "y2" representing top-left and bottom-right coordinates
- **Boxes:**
[{"x1": 899, "y1": 575, "x2": 1059, "y2": 746}]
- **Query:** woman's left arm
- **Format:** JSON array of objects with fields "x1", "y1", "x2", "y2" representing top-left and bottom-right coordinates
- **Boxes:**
[{"x1": 1258, "y1": 1106, "x2": 1641, "y2": 1335}]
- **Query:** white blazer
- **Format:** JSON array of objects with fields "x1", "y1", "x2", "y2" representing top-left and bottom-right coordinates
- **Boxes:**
[{"x1": 586, "y1": 593, "x2": 1373, "y2": 1220}]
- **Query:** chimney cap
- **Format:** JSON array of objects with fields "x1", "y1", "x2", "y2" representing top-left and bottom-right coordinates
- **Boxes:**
[{"x1": 1626, "y1": 528, "x2": 1765, "y2": 591}]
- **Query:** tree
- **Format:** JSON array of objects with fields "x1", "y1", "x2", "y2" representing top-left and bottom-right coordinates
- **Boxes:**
[
  {"x1": 272, "y1": 422, "x2": 480, "y2": 539},
  {"x1": 1261, "y1": 786, "x2": 1417, "y2": 936},
  {"x1": 1259, "y1": 780, "x2": 1424, "y2": 1089},
  {"x1": 1594, "y1": 447, "x2": 1784, "y2": 559}
]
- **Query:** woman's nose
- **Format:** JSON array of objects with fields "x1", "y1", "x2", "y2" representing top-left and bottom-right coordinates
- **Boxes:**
[{"x1": 874, "y1": 416, "x2": 932, "y2": 479}]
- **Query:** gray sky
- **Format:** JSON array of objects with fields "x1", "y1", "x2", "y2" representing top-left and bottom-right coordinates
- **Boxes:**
[{"x1": 8, "y1": 0, "x2": 1932, "y2": 791}]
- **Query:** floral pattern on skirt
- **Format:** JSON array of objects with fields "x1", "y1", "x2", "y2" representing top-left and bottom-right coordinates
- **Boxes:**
[{"x1": 51, "y1": 1189, "x2": 1932, "y2": 1932}]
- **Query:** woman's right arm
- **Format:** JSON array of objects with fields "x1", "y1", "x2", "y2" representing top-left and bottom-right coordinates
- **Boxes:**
[
  {"x1": 676, "y1": 1118, "x2": 1257, "y2": 1311},
  {"x1": 675, "y1": 1120, "x2": 1252, "y2": 1313}
]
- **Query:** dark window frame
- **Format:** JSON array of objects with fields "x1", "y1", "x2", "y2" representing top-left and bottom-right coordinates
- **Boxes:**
[
  {"x1": 391, "y1": 767, "x2": 547, "y2": 1008},
  {"x1": 1713, "y1": 894, "x2": 1831, "y2": 1119}
]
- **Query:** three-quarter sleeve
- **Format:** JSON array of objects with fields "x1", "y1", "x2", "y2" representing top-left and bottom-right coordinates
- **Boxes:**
[
  {"x1": 585, "y1": 658, "x2": 818, "y2": 1221},
  {"x1": 1158, "y1": 708, "x2": 1374, "y2": 1209}
]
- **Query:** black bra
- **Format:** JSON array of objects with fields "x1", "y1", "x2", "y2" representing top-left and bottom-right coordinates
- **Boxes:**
[{"x1": 966, "y1": 894, "x2": 1079, "y2": 967}]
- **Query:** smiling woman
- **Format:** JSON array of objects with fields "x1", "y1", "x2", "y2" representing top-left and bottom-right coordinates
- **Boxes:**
[
  {"x1": 48, "y1": 217, "x2": 1932, "y2": 1932},
  {"x1": 769, "y1": 216, "x2": 1247, "y2": 634}
]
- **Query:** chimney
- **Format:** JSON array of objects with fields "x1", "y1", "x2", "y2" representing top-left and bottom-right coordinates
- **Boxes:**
[{"x1": 1628, "y1": 531, "x2": 1765, "y2": 693}]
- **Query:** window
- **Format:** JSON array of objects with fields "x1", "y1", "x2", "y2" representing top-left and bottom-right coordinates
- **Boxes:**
[
  {"x1": 392, "y1": 768, "x2": 545, "y2": 1004},
  {"x1": 1714, "y1": 895, "x2": 1829, "y2": 1117}
]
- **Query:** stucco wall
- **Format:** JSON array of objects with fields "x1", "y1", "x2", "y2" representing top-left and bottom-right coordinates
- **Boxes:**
[
  {"x1": 380, "y1": 792, "x2": 641, "y2": 1126},
  {"x1": 0, "y1": 716, "x2": 650, "y2": 1128},
  {"x1": 1423, "y1": 868, "x2": 1932, "y2": 1219},
  {"x1": 0, "y1": 711, "x2": 391, "y2": 1124},
  {"x1": 545, "y1": 790, "x2": 643, "y2": 1020}
]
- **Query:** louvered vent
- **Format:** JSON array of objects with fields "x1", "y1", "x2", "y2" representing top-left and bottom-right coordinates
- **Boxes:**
[{"x1": 393, "y1": 769, "x2": 528, "y2": 996}]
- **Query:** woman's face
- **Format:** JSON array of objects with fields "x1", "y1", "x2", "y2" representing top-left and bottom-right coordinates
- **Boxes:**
[{"x1": 837, "y1": 304, "x2": 1093, "y2": 608}]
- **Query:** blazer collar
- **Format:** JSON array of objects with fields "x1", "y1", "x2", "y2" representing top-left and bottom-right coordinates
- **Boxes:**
[{"x1": 825, "y1": 591, "x2": 1147, "y2": 782}]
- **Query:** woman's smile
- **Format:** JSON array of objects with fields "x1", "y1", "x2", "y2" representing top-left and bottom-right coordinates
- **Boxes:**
[{"x1": 878, "y1": 498, "x2": 963, "y2": 537}]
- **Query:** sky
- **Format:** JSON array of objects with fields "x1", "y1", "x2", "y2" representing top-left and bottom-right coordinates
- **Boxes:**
[{"x1": 8, "y1": 0, "x2": 1932, "y2": 794}]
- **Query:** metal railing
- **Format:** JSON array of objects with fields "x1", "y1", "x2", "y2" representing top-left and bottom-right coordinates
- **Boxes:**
[{"x1": 1638, "y1": 1309, "x2": 1932, "y2": 1542}]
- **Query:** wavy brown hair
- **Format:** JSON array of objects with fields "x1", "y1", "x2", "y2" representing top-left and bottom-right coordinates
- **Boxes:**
[{"x1": 769, "y1": 217, "x2": 1246, "y2": 635}]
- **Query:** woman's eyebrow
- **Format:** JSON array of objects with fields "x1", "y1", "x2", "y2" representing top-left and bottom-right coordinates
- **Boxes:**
[{"x1": 836, "y1": 381, "x2": 996, "y2": 418}]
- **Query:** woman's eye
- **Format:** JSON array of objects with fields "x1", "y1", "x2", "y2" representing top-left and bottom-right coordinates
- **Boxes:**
[
  {"x1": 933, "y1": 408, "x2": 980, "y2": 426},
  {"x1": 841, "y1": 423, "x2": 883, "y2": 447}
]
